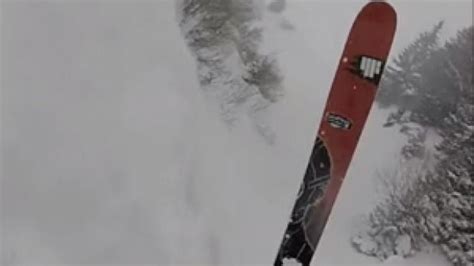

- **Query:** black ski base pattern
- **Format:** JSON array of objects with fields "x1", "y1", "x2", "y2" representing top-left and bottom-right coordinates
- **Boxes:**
[{"x1": 274, "y1": 137, "x2": 331, "y2": 266}]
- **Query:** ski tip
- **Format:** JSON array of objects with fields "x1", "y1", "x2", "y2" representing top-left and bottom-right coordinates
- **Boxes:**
[
  {"x1": 365, "y1": 0, "x2": 396, "y2": 15},
  {"x1": 359, "y1": 1, "x2": 397, "y2": 26}
]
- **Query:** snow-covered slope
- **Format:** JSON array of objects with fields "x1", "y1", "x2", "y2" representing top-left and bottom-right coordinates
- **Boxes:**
[{"x1": 1, "y1": 1, "x2": 471, "y2": 265}]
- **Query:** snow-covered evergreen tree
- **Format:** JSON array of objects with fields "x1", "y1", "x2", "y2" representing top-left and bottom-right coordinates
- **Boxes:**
[
  {"x1": 351, "y1": 165, "x2": 438, "y2": 260},
  {"x1": 355, "y1": 26, "x2": 473, "y2": 266},
  {"x1": 378, "y1": 22, "x2": 446, "y2": 159},
  {"x1": 431, "y1": 138, "x2": 473, "y2": 266},
  {"x1": 377, "y1": 22, "x2": 444, "y2": 115},
  {"x1": 428, "y1": 26, "x2": 473, "y2": 265},
  {"x1": 176, "y1": 0, "x2": 283, "y2": 142}
]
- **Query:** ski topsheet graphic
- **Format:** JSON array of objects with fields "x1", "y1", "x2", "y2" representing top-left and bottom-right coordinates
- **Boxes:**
[{"x1": 275, "y1": 2, "x2": 397, "y2": 266}]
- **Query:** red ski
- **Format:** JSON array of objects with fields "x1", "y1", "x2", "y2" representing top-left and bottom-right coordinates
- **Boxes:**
[{"x1": 274, "y1": 2, "x2": 397, "y2": 265}]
